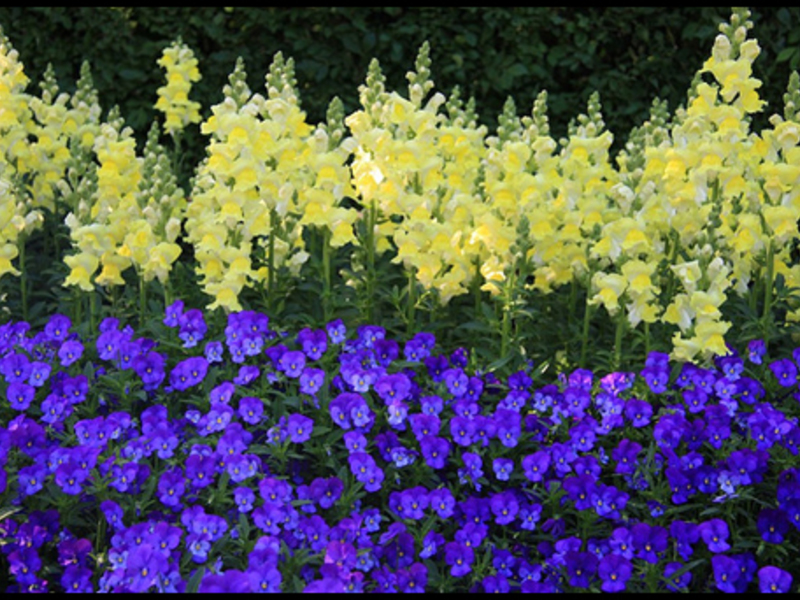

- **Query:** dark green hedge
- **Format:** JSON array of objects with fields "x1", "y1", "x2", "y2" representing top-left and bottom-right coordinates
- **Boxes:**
[{"x1": 1, "y1": 7, "x2": 798, "y2": 156}]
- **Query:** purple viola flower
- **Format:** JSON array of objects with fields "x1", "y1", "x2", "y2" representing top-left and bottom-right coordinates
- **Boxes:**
[
  {"x1": 296, "y1": 328, "x2": 328, "y2": 361},
  {"x1": 57, "y1": 340, "x2": 84, "y2": 367},
  {"x1": 424, "y1": 354, "x2": 449, "y2": 382},
  {"x1": 492, "y1": 549, "x2": 517, "y2": 578},
  {"x1": 482, "y1": 574, "x2": 510, "y2": 594},
  {"x1": 624, "y1": 398, "x2": 653, "y2": 428},
  {"x1": 100, "y1": 500, "x2": 125, "y2": 531},
  {"x1": 630, "y1": 522, "x2": 668, "y2": 564},
  {"x1": 170, "y1": 356, "x2": 208, "y2": 391},
  {"x1": 278, "y1": 350, "x2": 306, "y2": 379},
  {"x1": 611, "y1": 438, "x2": 642, "y2": 475},
  {"x1": 442, "y1": 367, "x2": 469, "y2": 397},
  {"x1": 234, "y1": 365, "x2": 260, "y2": 386},
  {"x1": 157, "y1": 467, "x2": 185, "y2": 509},
  {"x1": 178, "y1": 308, "x2": 207, "y2": 348},
  {"x1": 758, "y1": 566, "x2": 793, "y2": 593},
  {"x1": 522, "y1": 450, "x2": 550, "y2": 483},
  {"x1": 204, "y1": 340, "x2": 224, "y2": 363},
  {"x1": 712, "y1": 554, "x2": 740, "y2": 593},
  {"x1": 238, "y1": 396, "x2": 264, "y2": 425},
  {"x1": 747, "y1": 339, "x2": 766, "y2": 364},
  {"x1": 429, "y1": 488, "x2": 455, "y2": 519},
  {"x1": 374, "y1": 373, "x2": 412, "y2": 404},
  {"x1": 770, "y1": 358, "x2": 797, "y2": 388},
  {"x1": 663, "y1": 562, "x2": 692, "y2": 592},
  {"x1": 640, "y1": 365, "x2": 669, "y2": 394},
  {"x1": 493, "y1": 458, "x2": 513, "y2": 481},
  {"x1": 598, "y1": 553, "x2": 632, "y2": 592},
  {"x1": 519, "y1": 502, "x2": 543, "y2": 531},
  {"x1": 18, "y1": 464, "x2": 47, "y2": 497},
  {"x1": 27, "y1": 361, "x2": 51, "y2": 388},
  {"x1": 758, "y1": 508, "x2": 791, "y2": 544},
  {"x1": 7, "y1": 381, "x2": 35, "y2": 411},
  {"x1": 374, "y1": 338, "x2": 399, "y2": 367},
  {"x1": 494, "y1": 408, "x2": 522, "y2": 448},
  {"x1": 490, "y1": 491, "x2": 519, "y2": 525},
  {"x1": 444, "y1": 542, "x2": 474, "y2": 578},
  {"x1": 563, "y1": 474, "x2": 597, "y2": 511},
  {"x1": 299, "y1": 367, "x2": 325, "y2": 396},
  {"x1": 565, "y1": 550, "x2": 598, "y2": 589},
  {"x1": 45, "y1": 313, "x2": 72, "y2": 342},
  {"x1": 326, "y1": 319, "x2": 346, "y2": 344},
  {"x1": 164, "y1": 299, "x2": 184, "y2": 327},
  {"x1": 132, "y1": 351, "x2": 166, "y2": 391},
  {"x1": 62, "y1": 564, "x2": 93, "y2": 593},
  {"x1": 699, "y1": 518, "x2": 731, "y2": 553},
  {"x1": 459, "y1": 452, "x2": 484, "y2": 489}
]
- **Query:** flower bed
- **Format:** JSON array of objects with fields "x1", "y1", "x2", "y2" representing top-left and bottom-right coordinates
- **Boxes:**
[{"x1": 1, "y1": 304, "x2": 799, "y2": 592}]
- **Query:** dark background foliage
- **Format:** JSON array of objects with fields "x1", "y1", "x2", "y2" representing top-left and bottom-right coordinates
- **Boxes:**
[{"x1": 1, "y1": 7, "x2": 799, "y2": 160}]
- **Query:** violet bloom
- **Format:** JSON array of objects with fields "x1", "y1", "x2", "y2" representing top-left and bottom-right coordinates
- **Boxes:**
[
  {"x1": 493, "y1": 458, "x2": 513, "y2": 481},
  {"x1": 428, "y1": 488, "x2": 455, "y2": 519},
  {"x1": 58, "y1": 340, "x2": 84, "y2": 367},
  {"x1": 770, "y1": 358, "x2": 797, "y2": 388},
  {"x1": 712, "y1": 555, "x2": 740, "y2": 593},
  {"x1": 299, "y1": 367, "x2": 325, "y2": 396},
  {"x1": 663, "y1": 562, "x2": 692, "y2": 592},
  {"x1": 640, "y1": 365, "x2": 669, "y2": 394},
  {"x1": 7, "y1": 381, "x2": 35, "y2": 411},
  {"x1": 758, "y1": 566, "x2": 793, "y2": 593},
  {"x1": 758, "y1": 508, "x2": 791, "y2": 544},
  {"x1": 747, "y1": 339, "x2": 766, "y2": 364},
  {"x1": 522, "y1": 450, "x2": 550, "y2": 483},
  {"x1": 326, "y1": 319, "x2": 346, "y2": 345},
  {"x1": 45, "y1": 313, "x2": 72, "y2": 342},
  {"x1": 624, "y1": 398, "x2": 653, "y2": 428},
  {"x1": 169, "y1": 356, "x2": 208, "y2": 391},
  {"x1": 699, "y1": 518, "x2": 731, "y2": 553},
  {"x1": 132, "y1": 351, "x2": 166, "y2": 391},
  {"x1": 238, "y1": 396, "x2": 264, "y2": 425},
  {"x1": 490, "y1": 491, "x2": 519, "y2": 525},
  {"x1": 597, "y1": 553, "x2": 632, "y2": 592},
  {"x1": 630, "y1": 522, "x2": 668, "y2": 564},
  {"x1": 444, "y1": 542, "x2": 474, "y2": 578},
  {"x1": 565, "y1": 550, "x2": 598, "y2": 588}
]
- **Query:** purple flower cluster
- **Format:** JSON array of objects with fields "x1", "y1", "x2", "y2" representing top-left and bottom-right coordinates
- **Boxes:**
[{"x1": 1, "y1": 307, "x2": 800, "y2": 592}]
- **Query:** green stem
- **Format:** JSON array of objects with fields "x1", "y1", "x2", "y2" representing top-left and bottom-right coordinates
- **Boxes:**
[
  {"x1": 763, "y1": 239, "x2": 775, "y2": 346},
  {"x1": 500, "y1": 272, "x2": 515, "y2": 359},
  {"x1": 18, "y1": 238, "x2": 27, "y2": 322},
  {"x1": 407, "y1": 267, "x2": 416, "y2": 336},
  {"x1": 644, "y1": 320, "x2": 651, "y2": 360},
  {"x1": 580, "y1": 289, "x2": 592, "y2": 369},
  {"x1": 268, "y1": 208, "x2": 276, "y2": 316},
  {"x1": 322, "y1": 228, "x2": 332, "y2": 323},
  {"x1": 366, "y1": 200, "x2": 377, "y2": 323},
  {"x1": 139, "y1": 273, "x2": 147, "y2": 329},
  {"x1": 614, "y1": 309, "x2": 626, "y2": 371},
  {"x1": 89, "y1": 288, "x2": 97, "y2": 335}
]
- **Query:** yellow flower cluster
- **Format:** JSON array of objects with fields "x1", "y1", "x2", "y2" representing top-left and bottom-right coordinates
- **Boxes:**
[
  {"x1": 347, "y1": 44, "x2": 489, "y2": 304},
  {"x1": 0, "y1": 27, "x2": 41, "y2": 280},
  {"x1": 118, "y1": 123, "x2": 185, "y2": 284},
  {"x1": 64, "y1": 110, "x2": 142, "y2": 290},
  {"x1": 155, "y1": 39, "x2": 202, "y2": 137},
  {"x1": 3, "y1": 10, "x2": 800, "y2": 364},
  {"x1": 187, "y1": 54, "x2": 351, "y2": 311}
]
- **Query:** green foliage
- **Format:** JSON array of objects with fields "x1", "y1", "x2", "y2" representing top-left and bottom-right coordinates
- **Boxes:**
[{"x1": 1, "y1": 7, "x2": 799, "y2": 159}]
